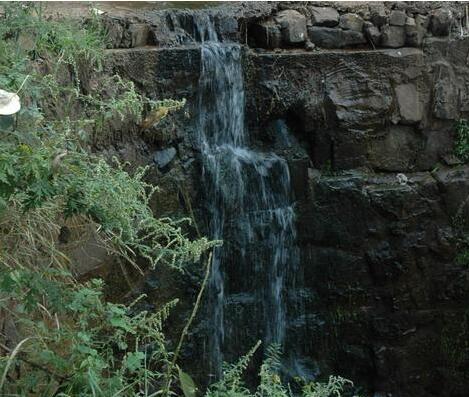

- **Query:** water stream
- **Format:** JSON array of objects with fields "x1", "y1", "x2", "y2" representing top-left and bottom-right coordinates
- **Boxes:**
[{"x1": 194, "y1": 15, "x2": 299, "y2": 378}]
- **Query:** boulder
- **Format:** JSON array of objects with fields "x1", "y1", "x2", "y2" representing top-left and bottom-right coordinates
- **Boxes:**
[
  {"x1": 153, "y1": 147, "x2": 177, "y2": 169},
  {"x1": 305, "y1": 40, "x2": 315, "y2": 51},
  {"x1": 251, "y1": 20, "x2": 282, "y2": 49},
  {"x1": 370, "y1": 4, "x2": 388, "y2": 27},
  {"x1": 431, "y1": 8, "x2": 452, "y2": 36},
  {"x1": 364, "y1": 21, "x2": 381, "y2": 46},
  {"x1": 339, "y1": 13, "x2": 364, "y2": 32},
  {"x1": 310, "y1": 6, "x2": 340, "y2": 27},
  {"x1": 369, "y1": 126, "x2": 422, "y2": 171},
  {"x1": 128, "y1": 23, "x2": 150, "y2": 47},
  {"x1": 416, "y1": 14, "x2": 430, "y2": 30},
  {"x1": 389, "y1": 10, "x2": 407, "y2": 26},
  {"x1": 433, "y1": 70, "x2": 458, "y2": 120},
  {"x1": 325, "y1": 66, "x2": 393, "y2": 132},
  {"x1": 308, "y1": 27, "x2": 365, "y2": 49},
  {"x1": 275, "y1": 9, "x2": 307, "y2": 45},
  {"x1": 395, "y1": 83, "x2": 422, "y2": 123},
  {"x1": 380, "y1": 25, "x2": 406, "y2": 48},
  {"x1": 405, "y1": 17, "x2": 424, "y2": 47},
  {"x1": 343, "y1": 30, "x2": 367, "y2": 47},
  {"x1": 308, "y1": 27, "x2": 342, "y2": 48},
  {"x1": 103, "y1": 16, "x2": 125, "y2": 48}
]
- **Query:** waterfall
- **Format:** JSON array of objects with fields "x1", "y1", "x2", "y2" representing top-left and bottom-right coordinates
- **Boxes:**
[{"x1": 194, "y1": 15, "x2": 299, "y2": 379}]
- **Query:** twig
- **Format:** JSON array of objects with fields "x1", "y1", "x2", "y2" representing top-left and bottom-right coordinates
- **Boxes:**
[
  {"x1": 0, "y1": 340, "x2": 69, "y2": 383},
  {"x1": 162, "y1": 252, "x2": 212, "y2": 396}
]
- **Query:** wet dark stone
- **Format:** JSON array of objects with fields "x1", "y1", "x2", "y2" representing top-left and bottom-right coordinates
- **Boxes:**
[
  {"x1": 275, "y1": 9, "x2": 307, "y2": 45},
  {"x1": 308, "y1": 26, "x2": 366, "y2": 48},
  {"x1": 153, "y1": 147, "x2": 177, "y2": 169},
  {"x1": 389, "y1": 10, "x2": 406, "y2": 26},
  {"x1": 339, "y1": 13, "x2": 364, "y2": 32},
  {"x1": 431, "y1": 8, "x2": 453, "y2": 36},
  {"x1": 250, "y1": 20, "x2": 282, "y2": 49},
  {"x1": 381, "y1": 25, "x2": 406, "y2": 48},
  {"x1": 370, "y1": 4, "x2": 388, "y2": 27},
  {"x1": 310, "y1": 6, "x2": 340, "y2": 27},
  {"x1": 364, "y1": 21, "x2": 381, "y2": 46}
]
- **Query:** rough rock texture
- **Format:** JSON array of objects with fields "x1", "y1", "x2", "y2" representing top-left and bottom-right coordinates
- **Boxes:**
[
  {"x1": 431, "y1": 8, "x2": 453, "y2": 36},
  {"x1": 364, "y1": 21, "x2": 381, "y2": 46},
  {"x1": 275, "y1": 9, "x2": 307, "y2": 45},
  {"x1": 339, "y1": 13, "x2": 363, "y2": 32},
  {"x1": 308, "y1": 26, "x2": 366, "y2": 49},
  {"x1": 310, "y1": 6, "x2": 340, "y2": 27},
  {"x1": 381, "y1": 25, "x2": 406, "y2": 48},
  {"x1": 389, "y1": 10, "x2": 407, "y2": 27},
  {"x1": 57, "y1": 2, "x2": 469, "y2": 397}
]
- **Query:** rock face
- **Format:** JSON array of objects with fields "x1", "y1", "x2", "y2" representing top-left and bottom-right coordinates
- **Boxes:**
[
  {"x1": 92, "y1": 2, "x2": 469, "y2": 397},
  {"x1": 339, "y1": 13, "x2": 364, "y2": 32},
  {"x1": 395, "y1": 83, "x2": 422, "y2": 124},
  {"x1": 364, "y1": 21, "x2": 381, "y2": 46},
  {"x1": 310, "y1": 6, "x2": 340, "y2": 27},
  {"x1": 381, "y1": 25, "x2": 406, "y2": 48},
  {"x1": 389, "y1": 10, "x2": 407, "y2": 26},
  {"x1": 309, "y1": 27, "x2": 366, "y2": 49},
  {"x1": 153, "y1": 147, "x2": 177, "y2": 169},
  {"x1": 275, "y1": 9, "x2": 307, "y2": 45},
  {"x1": 250, "y1": 20, "x2": 282, "y2": 49},
  {"x1": 431, "y1": 8, "x2": 453, "y2": 36}
]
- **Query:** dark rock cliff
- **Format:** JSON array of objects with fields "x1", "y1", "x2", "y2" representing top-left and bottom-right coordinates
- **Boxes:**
[{"x1": 62, "y1": 2, "x2": 469, "y2": 396}]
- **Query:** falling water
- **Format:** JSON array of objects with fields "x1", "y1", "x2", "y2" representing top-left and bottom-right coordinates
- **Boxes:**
[{"x1": 194, "y1": 15, "x2": 299, "y2": 378}]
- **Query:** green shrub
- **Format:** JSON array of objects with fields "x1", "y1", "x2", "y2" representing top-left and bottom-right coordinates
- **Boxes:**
[
  {"x1": 0, "y1": 4, "x2": 354, "y2": 397},
  {"x1": 206, "y1": 344, "x2": 354, "y2": 397},
  {"x1": 0, "y1": 4, "x2": 214, "y2": 396},
  {"x1": 455, "y1": 119, "x2": 469, "y2": 162}
]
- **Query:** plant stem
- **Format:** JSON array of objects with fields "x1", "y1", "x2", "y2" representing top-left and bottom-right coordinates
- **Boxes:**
[{"x1": 163, "y1": 251, "x2": 212, "y2": 396}]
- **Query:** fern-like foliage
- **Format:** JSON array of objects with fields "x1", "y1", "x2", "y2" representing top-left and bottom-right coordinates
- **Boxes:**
[
  {"x1": 205, "y1": 344, "x2": 355, "y2": 397},
  {"x1": 455, "y1": 119, "x2": 469, "y2": 162},
  {"x1": 0, "y1": 4, "x2": 214, "y2": 396},
  {"x1": 205, "y1": 341, "x2": 261, "y2": 397}
]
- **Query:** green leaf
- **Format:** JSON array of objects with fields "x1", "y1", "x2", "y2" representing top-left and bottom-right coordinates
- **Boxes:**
[
  {"x1": 178, "y1": 366, "x2": 197, "y2": 397},
  {"x1": 124, "y1": 351, "x2": 145, "y2": 373},
  {"x1": 0, "y1": 115, "x2": 14, "y2": 131}
]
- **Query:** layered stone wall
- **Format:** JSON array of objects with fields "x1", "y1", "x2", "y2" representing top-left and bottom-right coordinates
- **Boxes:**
[
  {"x1": 65, "y1": 2, "x2": 469, "y2": 396},
  {"x1": 250, "y1": 2, "x2": 462, "y2": 51}
]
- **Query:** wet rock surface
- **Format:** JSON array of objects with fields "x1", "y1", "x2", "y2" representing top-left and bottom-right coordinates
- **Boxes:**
[{"x1": 64, "y1": 1, "x2": 469, "y2": 396}]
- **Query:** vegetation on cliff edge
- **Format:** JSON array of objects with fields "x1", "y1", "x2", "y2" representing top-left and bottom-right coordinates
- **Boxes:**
[{"x1": 0, "y1": 4, "x2": 354, "y2": 397}]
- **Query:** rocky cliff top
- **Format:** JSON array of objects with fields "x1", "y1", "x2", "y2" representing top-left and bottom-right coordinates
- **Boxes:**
[{"x1": 31, "y1": 2, "x2": 468, "y2": 51}]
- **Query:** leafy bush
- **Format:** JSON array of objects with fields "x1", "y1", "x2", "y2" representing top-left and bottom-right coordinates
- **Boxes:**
[
  {"x1": 206, "y1": 344, "x2": 354, "y2": 397},
  {"x1": 455, "y1": 119, "x2": 469, "y2": 162},
  {"x1": 0, "y1": 4, "x2": 214, "y2": 396},
  {"x1": 0, "y1": 4, "x2": 353, "y2": 397}
]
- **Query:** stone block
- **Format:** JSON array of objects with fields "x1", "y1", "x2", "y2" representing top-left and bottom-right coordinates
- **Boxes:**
[
  {"x1": 389, "y1": 10, "x2": 407, "y2": 26},
  {"x1": 129, "y1": 23, "x2": 150, "y2": 47},
  {"x1": 370, "y1": 4, "x2": 388, "y2": 27},
  {"x1": 310, "y1": 6, "x2": 340, "y2": 27},
  {"x1": 395, "y1": 83, "x2": 422, "y2": 123},
  {"x1": 251, "y1": 20, "x2": 282, "y2": 49},
  {"x1": 405, "y1": 16, "x2": 424, "y2": 47},
  {"x1": 431, "y1": 8, "x2": 452, "y2": 36},
  {"x1": 153, "y1": 147, "x2": 177, "y2": 169},
  {"x1": 369, "y1": 126, "x2": 422, "y2": 171},
  {"x1": 381, "y1": 25, "x2": 406, "y2": 48},
  {"x1": 308, "y1": 26, "x2": 365, "y2": 49},
  {"x1": 275, "y1": 9, "x2": 307, "y2": 45},
  {"x1": 364, "y1": 21, "x2": 381, "y2": 46},
  {"x1": 339, "y1": 13, "x2": 364, "y2": 32}
]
